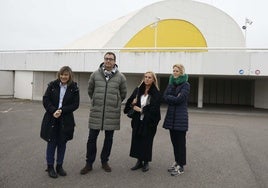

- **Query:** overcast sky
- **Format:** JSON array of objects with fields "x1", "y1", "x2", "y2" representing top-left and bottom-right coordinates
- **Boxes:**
[{"x1": 0, "y1": 0, "x2": 267, "y2": 50}]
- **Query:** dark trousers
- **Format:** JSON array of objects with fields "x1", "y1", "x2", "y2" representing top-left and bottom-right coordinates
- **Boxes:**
[
  {"x1": 169, "y1": 130, "x2": 186, "y2": 167},
  {"x1": 86, "y1": 129, "x2": 114, "y2": 165},
  {"x1": 46, "y1": 141, "x2": 66, "y2": 165}
]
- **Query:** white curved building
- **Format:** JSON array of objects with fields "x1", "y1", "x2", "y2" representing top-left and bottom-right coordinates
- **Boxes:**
[{"x1": 65, "y1": 0, "x2": 245, "y2": 49}]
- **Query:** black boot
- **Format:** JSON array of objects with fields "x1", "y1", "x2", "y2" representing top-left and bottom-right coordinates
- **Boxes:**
[
  {"x1": 47, "y1": 165, "x2": 58, "y2": 178},
  {"x1": 56, "y1": 164, "x2": 67, "y2": 176},
  {"x1": 131, "y1": 160, "x2": 143, "y2": 170},
  {"x1": 142, "y1": 162, "x2": 149, "y2": 172}
]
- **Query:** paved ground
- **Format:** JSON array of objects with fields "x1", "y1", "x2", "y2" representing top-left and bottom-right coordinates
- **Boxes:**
[{"x1": 0, "y1": 99, "x2": 268, "y2": 188}]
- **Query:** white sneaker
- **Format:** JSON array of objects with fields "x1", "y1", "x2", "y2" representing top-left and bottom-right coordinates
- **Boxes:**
[
  {"x1": 167, "y1": 162, "x2": 177, "y2": 172},
  {"x1": 171, "y1": 165, "x2": 184, "y2": 176}
]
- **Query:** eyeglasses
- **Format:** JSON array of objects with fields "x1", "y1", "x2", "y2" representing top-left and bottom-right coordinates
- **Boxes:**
[{"x1": 104, "y1": 58, "x2": 115, "y2": 61}]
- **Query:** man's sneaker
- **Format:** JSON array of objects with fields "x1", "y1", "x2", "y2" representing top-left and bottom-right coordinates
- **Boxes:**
[
  {"x1": 171, "y1": 166, "x2": 184, "y2": 176},
  {"x1": 167, "y1": 162, "x2": 178, "y2": 172}
]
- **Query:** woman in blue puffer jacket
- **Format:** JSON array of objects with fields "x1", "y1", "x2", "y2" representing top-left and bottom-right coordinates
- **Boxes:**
[{"x1": 163, "y1": 64, "x2": 190, "y2": 176}]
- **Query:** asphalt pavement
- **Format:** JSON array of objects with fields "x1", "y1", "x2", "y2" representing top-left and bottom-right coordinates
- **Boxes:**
[{"x1": 0, "y1": 99, "x2": 268, "y2": 188}]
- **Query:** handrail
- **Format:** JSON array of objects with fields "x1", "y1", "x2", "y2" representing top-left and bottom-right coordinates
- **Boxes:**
[{"x1": 1, "y1": 47, "x2": 268, "y2": 53}]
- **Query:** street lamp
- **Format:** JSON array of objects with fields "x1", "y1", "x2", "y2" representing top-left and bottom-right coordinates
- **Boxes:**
[
  {"x1": 151, "y1": 17, "x2": 160, "y2": 48},
  {"x1": 242, "y1": 18, "x2": 253, "y2": 46}
]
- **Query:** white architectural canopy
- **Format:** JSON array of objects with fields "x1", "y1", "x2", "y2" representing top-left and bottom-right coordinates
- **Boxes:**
[{"x1": 65, "y1": 0, "x2": 245, "y2": 49}]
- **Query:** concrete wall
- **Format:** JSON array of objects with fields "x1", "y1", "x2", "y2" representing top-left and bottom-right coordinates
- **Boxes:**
[
  {"x1": 32, "y1": 72, "x2": 90, "y2": 103},
  {"x1": 30, "y1": 71, "x2": 266, "y2": 108},
  {"x1": 31, "y1": 72, "x2": 142, "y2": 104},
  {"x1": 1, "y1": 51, "x2": 268, "y2": 76},
  {"x1": 32, "y1": 72, "x2": 55, "y2": 101},
  {"x1": 14, "y1": 71, "x2": 33, "y2": 99},
  {"x1": 4, "y1": 69, "x2": 268, "y2": 109},
  {"x1": 0, "y1": 71, "x2": 14, "y2": 98},
  {"x1": 254, "y1": 79, "x2": 268, "y2": 109},
  {"x1": 1, "y1": 50, "x2": 268, "y2": 109}
]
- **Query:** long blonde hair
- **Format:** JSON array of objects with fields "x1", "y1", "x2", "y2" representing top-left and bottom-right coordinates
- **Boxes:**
[{"x1": 139, "y1": 71, "x2": 159, "y2": 90}]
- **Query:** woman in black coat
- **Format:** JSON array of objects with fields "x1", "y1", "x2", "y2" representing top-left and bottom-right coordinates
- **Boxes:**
[
  {"x1": 40, "y1": 66, "x2": 79, "y2": 178},
  {"x1": 163, "y1": 64, "x2": 190, "y2": 176},
  {"x1": 124, "y1": 71, "x2": 161, "y2": 172}
]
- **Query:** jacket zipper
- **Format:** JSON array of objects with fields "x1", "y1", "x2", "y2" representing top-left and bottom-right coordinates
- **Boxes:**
[
  {"x1": 172, "y1": 106, "x2": 176, "y2": 130},
  {"x1": 101, "y1": 80, "x2": 108, "y2": 130}
]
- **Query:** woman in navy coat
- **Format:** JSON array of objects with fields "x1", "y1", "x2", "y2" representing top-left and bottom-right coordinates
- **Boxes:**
[
  {"x1": 40, "y1": 66, "x2": 79, "y2": 178},
  {"x1": 163, "y1": 64, "x2": 190, "y2": 176}
]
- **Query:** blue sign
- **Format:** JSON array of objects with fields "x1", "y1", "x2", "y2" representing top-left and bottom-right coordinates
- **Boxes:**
[{"x1": 239, "y1": 69, "x2": 244, "y2": 74}]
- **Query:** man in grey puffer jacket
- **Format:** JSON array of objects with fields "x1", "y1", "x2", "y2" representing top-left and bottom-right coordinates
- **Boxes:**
[{"x1": 80, "y1": 52, "x2": 127, "y2": 174}]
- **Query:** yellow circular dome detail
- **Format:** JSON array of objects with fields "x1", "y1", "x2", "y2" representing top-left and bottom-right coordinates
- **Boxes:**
[{"x1": 124, "y1": 19, "x2": 207, "y2": 51}]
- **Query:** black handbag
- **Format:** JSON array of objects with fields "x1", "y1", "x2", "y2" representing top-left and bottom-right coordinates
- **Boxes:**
[
  {"x1": 127, "y1": 108, "x2": 135, "y2": 118},
  {"x1": 127, "y1": 87, "x2": 139, "y2": 118}
]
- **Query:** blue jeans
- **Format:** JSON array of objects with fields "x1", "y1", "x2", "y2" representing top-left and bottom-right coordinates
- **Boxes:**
[
  {"x1": 86, "y1": 129, "x2": 114, "y2": 164},
  {"x1": 46, "y1": 141, "x2": 66, "y2": 165}
]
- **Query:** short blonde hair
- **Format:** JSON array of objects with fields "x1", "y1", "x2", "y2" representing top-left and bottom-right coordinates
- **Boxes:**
[{"x1": 173, "y1": 64, "x2": 185, "y2": 75}]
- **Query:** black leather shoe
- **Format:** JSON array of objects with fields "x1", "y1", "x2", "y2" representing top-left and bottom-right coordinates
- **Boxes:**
[
  {"x1": 47, "y1": 165, "x2": 58, "y2": 178},
  {"x1": 56, "y1": 164, "x2": 67, "y2": 176},
  {"x1": 142, "y1": 162, "x2": 149, "y2": 172},
  {"x1": 131, "y1": 160, "x2": 143, "y2": 171}
]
